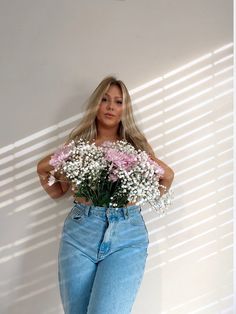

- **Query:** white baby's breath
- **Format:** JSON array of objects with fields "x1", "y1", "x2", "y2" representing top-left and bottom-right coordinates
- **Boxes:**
[{"x1": 49, "y1": 138, "x2": 174, "y2": 215}]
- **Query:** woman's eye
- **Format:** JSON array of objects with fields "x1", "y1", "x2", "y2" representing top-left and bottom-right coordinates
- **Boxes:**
[{"x1": 101, "y1": 97, "x2": 122, "y2": 105}]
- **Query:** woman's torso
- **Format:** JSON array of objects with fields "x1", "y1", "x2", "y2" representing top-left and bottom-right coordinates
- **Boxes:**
[{"x1": 73, "y1": 195, "x2": 137, "y2": 207}]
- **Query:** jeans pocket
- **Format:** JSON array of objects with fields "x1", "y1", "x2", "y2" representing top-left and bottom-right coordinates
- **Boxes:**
[{"x1": 128, "y1": 213, "x2": 145, "y2": 226}]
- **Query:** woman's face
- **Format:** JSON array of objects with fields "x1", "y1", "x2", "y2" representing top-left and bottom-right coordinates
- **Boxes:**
[{"x1": 96, "y1": 84, "x2": 124, "y2": 128}]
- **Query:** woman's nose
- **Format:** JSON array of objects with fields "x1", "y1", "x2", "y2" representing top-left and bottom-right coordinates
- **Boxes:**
[{"x1": 107, "y1": 100, "x2": 115, "y2": 109}]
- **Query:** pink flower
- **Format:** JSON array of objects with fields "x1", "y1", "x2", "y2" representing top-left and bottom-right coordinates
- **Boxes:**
[
  {"x1": 48, "y1": 174, "x2": 56, "y2": 186},
  {"x1": 156, "y1": 165, "x2": 165, "y2": 176},
  {"x1": 108, "y1": 173, "x2": 119, "y2": 182},
  {"x1": 148, "y1": 157, "x2": 165, "y2": 177},
  {"x1": 49, "y1": 144, "x2": 72, "y2": 169},
  {"x1": 105, "y1": 148, "x2": 138, "y2": 172}
]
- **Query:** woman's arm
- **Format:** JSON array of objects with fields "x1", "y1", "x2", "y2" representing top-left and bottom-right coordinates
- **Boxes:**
[
  {"x1": 37, "y1": 154, "x2": 71, "y2": 199},
  {"x1": 146, "y1": 142, "x2": 175, "y2": 197},
  {"x1": 151, "y1": 155, "x2": 175, "y2": 197}
]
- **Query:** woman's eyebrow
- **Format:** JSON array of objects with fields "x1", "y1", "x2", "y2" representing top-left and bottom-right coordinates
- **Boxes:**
[{"x1": 104, "y1": 93, "x2": 122, "y2": 98}]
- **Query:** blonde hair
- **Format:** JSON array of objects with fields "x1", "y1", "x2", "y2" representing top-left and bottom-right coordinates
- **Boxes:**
[{"x1": 64, "y1": 75, "x2": 156, "y2": 159}]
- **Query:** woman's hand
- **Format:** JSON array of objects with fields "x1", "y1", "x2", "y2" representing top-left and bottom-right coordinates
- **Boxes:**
[
  {"x1": 53, "y1": 172, "x2": 71, "y2": 193},
  {"x1": 37, "y1": 154, "x2": 70, "y2": 198}
]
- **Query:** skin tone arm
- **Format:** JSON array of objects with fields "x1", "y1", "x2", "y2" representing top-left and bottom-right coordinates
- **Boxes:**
[
  {"x1": 151, "y1": 155, "x2": 175, "y2": 197},
  {"x1": 146, "y1": 143, "x2": 175, "y2": 197},
  {"x1": 37, "y1": 154, "x2": 71, "y2": 199}
]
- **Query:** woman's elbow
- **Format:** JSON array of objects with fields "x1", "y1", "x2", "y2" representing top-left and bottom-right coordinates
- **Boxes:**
[
  {"x1": 169, "y1": 168, "x2": 175, "y2": 178},
  {"x1": 165, "y1": 168, "x2": 175, "y2": 180}
]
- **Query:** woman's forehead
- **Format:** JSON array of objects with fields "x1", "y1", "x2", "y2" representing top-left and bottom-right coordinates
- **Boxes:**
[
  {"x1": 104, "y1": 92, "x2": 122, "y2": 99},
  {"x1": 105, "y1": 85, "x2": 123, "y2": 97}
]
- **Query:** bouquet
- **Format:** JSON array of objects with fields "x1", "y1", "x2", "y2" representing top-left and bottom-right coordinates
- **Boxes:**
[{"x1": 47, "y1": 138, "x2": 174, "y2": 216}]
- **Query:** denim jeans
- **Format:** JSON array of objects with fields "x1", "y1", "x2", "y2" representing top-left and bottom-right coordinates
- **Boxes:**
[{"x1": 58, "y1": 201, "x2": 149, "y2": 314}]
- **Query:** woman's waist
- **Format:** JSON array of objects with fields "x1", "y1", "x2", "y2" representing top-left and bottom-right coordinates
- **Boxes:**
[{"x1": 73, "y1": 196, "x2": 137, "y2": 207}]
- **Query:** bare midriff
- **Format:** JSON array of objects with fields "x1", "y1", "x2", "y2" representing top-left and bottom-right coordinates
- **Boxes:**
[{"x1": 73, "y1": 195, "x2": 137, "y2": 207}]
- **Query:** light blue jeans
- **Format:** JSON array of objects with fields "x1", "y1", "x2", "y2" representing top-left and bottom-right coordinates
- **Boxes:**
[{"x1": 58, "y1": 201, "x2": 149, "y2": 314}]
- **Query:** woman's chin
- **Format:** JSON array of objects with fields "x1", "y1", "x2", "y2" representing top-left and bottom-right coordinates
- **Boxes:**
[{"x1": 101, "y1": 120, "x2": 118, "y2": 126}]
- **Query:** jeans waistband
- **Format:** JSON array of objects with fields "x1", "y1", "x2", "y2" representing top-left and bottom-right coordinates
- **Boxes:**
[{"x1": 73, "y1": 201, "x2": 141, "y2": 218}]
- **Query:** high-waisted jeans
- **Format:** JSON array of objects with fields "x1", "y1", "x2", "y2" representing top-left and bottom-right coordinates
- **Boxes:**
[{"x1": 58, "y1": 201, "x2": 149, "y2": 314}]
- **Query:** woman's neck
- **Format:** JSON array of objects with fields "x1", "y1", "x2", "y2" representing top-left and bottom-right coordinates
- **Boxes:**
[
  {"x1": 96, "y1": 136, "x2": 119, "y2": 142},
  {"x1": 94, "y1": 137, "x2": 121, "y2": 146}
]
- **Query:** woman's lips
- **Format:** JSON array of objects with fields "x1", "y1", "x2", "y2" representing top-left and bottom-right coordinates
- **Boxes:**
[{"x1": 105, "y1": 113, "x2": 115, "y2": 117}]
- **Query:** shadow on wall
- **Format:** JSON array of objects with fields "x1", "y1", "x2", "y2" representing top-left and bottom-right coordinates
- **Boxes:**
[{"x1": 0, "y1": 42, "x2": 233, "y2": 314}]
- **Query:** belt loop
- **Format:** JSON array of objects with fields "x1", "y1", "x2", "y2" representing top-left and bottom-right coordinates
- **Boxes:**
[
  {"x1": 84, "y1": 205, "x2": 91, "y2": 217},
  {"x1": 123, "y1": 207, "x2": 129, "y2": 219}
]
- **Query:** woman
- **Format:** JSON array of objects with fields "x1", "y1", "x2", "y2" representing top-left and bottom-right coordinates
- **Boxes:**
[{"x1": 37, "y1": 76, "x2": 174, "y2": 314}]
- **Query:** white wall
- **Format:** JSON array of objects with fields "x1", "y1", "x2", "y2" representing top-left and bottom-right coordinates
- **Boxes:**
[{"x1": 0, "y1": 0, "x2": 233, "y2": 313}]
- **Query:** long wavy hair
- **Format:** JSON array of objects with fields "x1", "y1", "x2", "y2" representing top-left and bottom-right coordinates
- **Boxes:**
[{"x1": 64, "y1": 75, "x2": 156, "y2": 159}]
